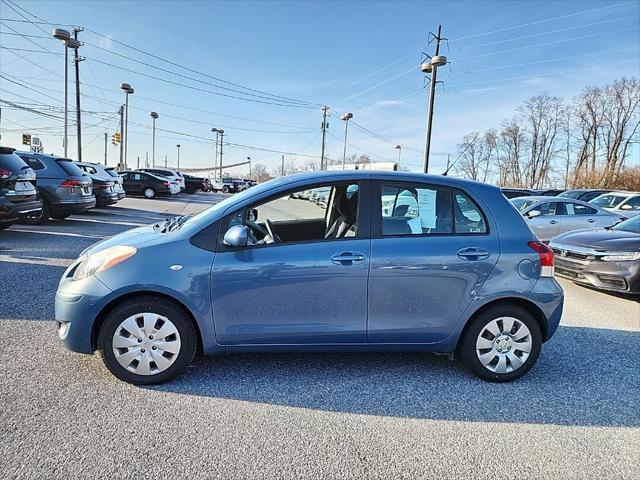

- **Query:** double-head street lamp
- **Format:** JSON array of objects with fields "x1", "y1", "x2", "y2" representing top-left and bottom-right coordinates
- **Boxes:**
[
  {"x1": 120, "y1": 83, "x2": 134, "y2": 170},
  {"x1": 341, "y1": 112, "x2": 353, "y2": 170},
  {"x1": 150, "y1": 111, "x2": 158, "y2": 167},
  {"x1": 52, "y1": 28, "x2": 80, "y2": 157}
]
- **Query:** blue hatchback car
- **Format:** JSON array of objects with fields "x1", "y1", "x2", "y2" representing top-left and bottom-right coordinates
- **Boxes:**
[{"x1": 55, "y1": 171, "x2": 563, "y2": 384}]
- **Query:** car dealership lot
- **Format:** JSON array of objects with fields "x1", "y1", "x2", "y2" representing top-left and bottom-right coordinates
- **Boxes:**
[{"x1": 1, "y1": 192, "x2": 638, "y2": 479}]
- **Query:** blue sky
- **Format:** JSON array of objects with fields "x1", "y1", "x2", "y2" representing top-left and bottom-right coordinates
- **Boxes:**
[{"x1": 1, "y1": 0, "x2": 639, "y2": 175}]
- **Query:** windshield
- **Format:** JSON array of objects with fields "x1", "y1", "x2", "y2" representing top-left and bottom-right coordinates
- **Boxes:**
[
  {"x1": 558, "y1": 190, "x2": 581, "y2": 199},
  {"x1": 510, "y1": 198, "x2": 538, "y2": 212},
  {"x1": 591, "y1": 194, "x2": 627, "y2": 207},
  {"x1": 612, "y1": 215, "x2": 640, "y2": 234}
]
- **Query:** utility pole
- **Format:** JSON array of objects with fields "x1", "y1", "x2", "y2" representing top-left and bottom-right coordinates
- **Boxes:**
[
  {"x1": 73, "y1": 27, "x2": 84, "y2": 161},
  {"x1": 118, "y1": 105, "x2": 124, "y2": 170},
  {"x1": 341, "y1": 112, "x2": 353, "y2": 170},
  {"x1": 103, "y1": 132, "x2": 107, "y2": 165},
  {"x1": 150, "y1": 112, "x2": 158, "y2": 167},
  {"x1": 176, "y1": 144, "x2": 181, "y2": 170},
  {"x1": 136, "y1": 156, "x2": 140, "y2": 169},
  {"x1": 422, "y1": 24, "x2": 447, "y2": 174},
  {"x1": 445, "y1": 153, "x2": 451, "y2": 173},
  {"x1": 145, "y1": 151, "x2": 149, "y2": 168},
  {"x1": 281, "y1": 155, "x2": 285, "y2": 176},
  {"x1": 320, "y1": 106, "x2": 328, "y2": 170}
]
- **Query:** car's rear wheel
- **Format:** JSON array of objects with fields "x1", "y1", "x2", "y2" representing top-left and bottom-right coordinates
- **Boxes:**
[
  {"x1": 51, "y1": 213, "x2": 70, "y2": 220},
  {"x1": 98, "y1": 296, "x2": 197, "y2": 385},
  {"x1": 459, "y1": 304, "x2": 542, "y2": 382},
  {"x1": 20, "y1": 198, "x2": 50, "y2": 225},
  {"x1": 143, "y1": 187, "x2": 156, "y2": 199},
  {"x1": 0, "y1": 221, "x2": 15, "y2": 230},
  {"x1": 221, "y1": 186, "x2": 229, "y2": 193}
]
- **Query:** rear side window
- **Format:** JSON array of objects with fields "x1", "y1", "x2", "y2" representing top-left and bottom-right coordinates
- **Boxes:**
[
  {"x1": 0, "y1": 152, "x2": 29, "y2": 171},
  {"x1": 622, "y1": 197, "x2": 640, "y2": 210},
  {"x1": 380, "y1": 183, "x2": 453, "y2": 235},
  {"x1": 21, "y1": 157, "x2": 45, "y2": 170},
  {"x1": 560, "y1": 203, "x2": 598, "y2": 215},
  {"x1": 452, "y1": 190, "x2": 487, "y2": 233}
]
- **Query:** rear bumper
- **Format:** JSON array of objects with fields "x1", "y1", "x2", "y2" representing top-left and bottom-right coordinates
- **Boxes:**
[
  {"x1": 51, "y1": 196, "x2": 96, "y2": 215},
  {"x1": 0, "y1": 197, "x2": 43, "y2": 222},
  {"x1": 95, "y1": 192, "x2": 119, "y2": 206}
]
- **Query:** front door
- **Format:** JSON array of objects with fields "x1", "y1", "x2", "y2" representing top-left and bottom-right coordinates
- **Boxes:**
[
  {"x1": 368, "y1": 181, "x2": 499, "y2": 343},
  {"x1": 526, "y1": 201, "x2": 561, "y2": 242},
  {"x1": 211, "y1": 181, "x2": 370, "y2": 345}
]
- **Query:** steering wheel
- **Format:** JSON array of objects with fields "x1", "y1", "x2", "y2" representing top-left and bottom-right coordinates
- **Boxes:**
[
  {"x1": 264, "y1": 219, "x2": 283, "y2": 244},
  {"x1": 246, "y1": 220, "x2": 267, "y2": 236}
]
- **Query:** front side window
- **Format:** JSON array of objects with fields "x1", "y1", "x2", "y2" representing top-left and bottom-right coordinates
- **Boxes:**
[
  {"x1": 536, "y1": 202, "x2": 558, "y2": 216},
  {"x1": 591, "y1": 194, "x2": 627, "y2": 208},
  {"x1": 230, "y1": 183, "x2": 359, "y2": 246},
  {"x1": 379, "y1": 183, "x2": 452, "y2": 235}
]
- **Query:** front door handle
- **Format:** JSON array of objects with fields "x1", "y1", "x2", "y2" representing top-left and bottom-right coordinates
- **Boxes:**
[
  {"x1": 457, "y1": 247, "x2": 490, "y2": 261},
  {"x1": 549, "y1": 220, "x2": 559, "y2": 224},
  {"x1": 587, "y1": 218, "x2": 596, "y2": 223},
  {"x1": 331, "y1": 252, "x2": 366, "y2": 265}
]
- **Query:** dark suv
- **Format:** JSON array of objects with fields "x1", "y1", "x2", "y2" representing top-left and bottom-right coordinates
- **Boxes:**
[
  {"x1": 76, "y1": 162, "x2": 119, "y2": 207},
  {"x1": 0, "y1": 147, "x2": 42, "y2": 230},
  {"x1": 17, "y1": 152, "x2": 96, "y2": 224},
  {"x1": 119, "y1": 171, "x2": 172, "y2": 198}
]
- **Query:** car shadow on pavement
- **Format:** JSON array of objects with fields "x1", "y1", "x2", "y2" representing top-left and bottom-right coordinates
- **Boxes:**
[{"x1": 151, "y1": 325, "x2": 640, "y2": 427}]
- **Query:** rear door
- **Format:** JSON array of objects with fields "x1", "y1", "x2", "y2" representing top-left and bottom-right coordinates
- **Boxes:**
[
  {"x1": 557, "y1": 202, "x2": 604, "y2": 232},
  {"x1": 368, "y1": 180, "x2": 499, "y2": 343}
]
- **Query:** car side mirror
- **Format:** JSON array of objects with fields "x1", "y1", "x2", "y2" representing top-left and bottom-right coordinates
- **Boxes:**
[
  {"x1": 223, "y1": 225, "x2": 249, "y2": 248},
  {"x1": 527, "y1": 209, "x2": 542, "y2": 218},
  {"x1": 620, "y1": 204, "x2": 633, "y2": 210},
  {"x1": 247, "y1": 208, "x2": 258, "y2": 222}
]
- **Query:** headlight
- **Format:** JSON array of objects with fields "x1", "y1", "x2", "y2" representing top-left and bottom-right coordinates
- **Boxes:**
[
  {"x1": 73, "y1": 245, "x2": 136, "y2": 280},
  {"x1": 600, "y1": 252, "x2": 640, "y2": 262}
]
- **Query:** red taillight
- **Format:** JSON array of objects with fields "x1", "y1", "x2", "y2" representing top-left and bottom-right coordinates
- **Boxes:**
[
  {"x1": 0, "y1": 168, "x2": 12, "y2": 179},
  {"x1": 163, "y1": 182, "x2": 169, "y2": 186},
  {"x1": 528, "y1": 240, "x2": 554, "y2": 277},
  {"x1": 60, "y1": 179, "x2": 82, "y2": 188}
]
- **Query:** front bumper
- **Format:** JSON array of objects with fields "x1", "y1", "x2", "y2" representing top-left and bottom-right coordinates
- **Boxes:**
[
  {"x1": 55, "y1": 270, "x2": 113, "y2": 354},
  {"x1": 555, "y1": 257, "x2": 640, "y2": 294},
  {"x1": 0, "y1": 197, "x2": 42, "y2": 222}
]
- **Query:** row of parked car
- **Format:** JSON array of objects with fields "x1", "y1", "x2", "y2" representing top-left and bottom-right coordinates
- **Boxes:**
[
  {"x1": 505, "y1": 188, "x2": 640, "y2": 295},
  {"x1": 0, "y1": 147, "x2": 212, "y2": 228}
]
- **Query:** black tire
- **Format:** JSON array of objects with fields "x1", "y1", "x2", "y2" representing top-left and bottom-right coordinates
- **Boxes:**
[
  {"x1": 0, "y1": 221, "x2": 15, "y2": 230},
  {"x1": 19, "y1": 198, "x2": 50, "y2": 225},
  {"x1": 143, "y1": 186, "x2": 156, "y2": 199},
  {"x1": 458, "y1": 303, "x2": 542, "y2": 382},
  {"x1": 221, "y1": 186, "x2": 230, "y2": 193},
  {"x1": 98, "y1": 296, "x2": 197, "y2": 385},
  {"x1": 51, "y1": 213, "x2": 70, "y2": 220}
]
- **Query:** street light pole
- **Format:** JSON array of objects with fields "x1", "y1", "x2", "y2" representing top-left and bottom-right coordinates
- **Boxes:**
[
  {"x1": 52, "y1": 29, "x2": 80, "y2": 157},
  {"x1": 72, "y1": 27, "x2": 84, "y2": 161},
  {"x1": 176, "y1": 144, "x2": 181, "y2": 170},
  {"x1": 247, "y1": 157, "x2": 251, "y2": 177},
  {"x1": 218, "y1": 130, "x2": 225, "y2": 177},
  {"x1": 120, "y1": 83, "x2": 134, "y2": 170},
  {"x1": 395, "y1": 144, "x2": 401, "y2": 164},
  {"x1": 150, "y1": 112, "x2": 158, "y2": 167},
  {"x1": 341, "y1": 112, "x2": 353, "y2": 170},
  {"x1": 211, "y1": 128, "x2": 219, "y2": 178}
]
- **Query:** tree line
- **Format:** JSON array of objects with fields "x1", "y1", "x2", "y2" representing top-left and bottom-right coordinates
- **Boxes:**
[{"x1": 454, "y1": 77, "x2": 640, "y2": 190}]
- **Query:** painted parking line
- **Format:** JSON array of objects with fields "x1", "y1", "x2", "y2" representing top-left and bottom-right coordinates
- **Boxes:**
[{"x1": 6, "y1": 229, "x2": 105, "y2": 240}]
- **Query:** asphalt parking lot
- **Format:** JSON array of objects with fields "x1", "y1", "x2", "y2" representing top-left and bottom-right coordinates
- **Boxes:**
[{"x1": 1, "y1": 192, "x2": 638, "y2": 479}]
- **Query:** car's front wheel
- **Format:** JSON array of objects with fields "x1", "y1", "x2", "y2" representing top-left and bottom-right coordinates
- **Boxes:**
[
  {"x1": 459, "y1": 304, "x2": 542, "y2": 382},
  {"x1": 98, "y1": 296, "x2": 197, "y2": 385},
  {"x1": 143, "y1": 187, "x2": 156, "y2": 199}
]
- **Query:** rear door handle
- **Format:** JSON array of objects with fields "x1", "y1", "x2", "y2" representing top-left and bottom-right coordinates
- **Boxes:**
[
  {"x1": 331, "y1": 252, "x2": 366, "y2": 265},
  {"x1": 457, "y1": 247, "x2": 490, "y2": 261},
  {"x1": 549, "y1": 220, "x2": 559, "y2": 224},
  {"x1": 587, "y1": 218, "x2": 596, "y2": 223}
]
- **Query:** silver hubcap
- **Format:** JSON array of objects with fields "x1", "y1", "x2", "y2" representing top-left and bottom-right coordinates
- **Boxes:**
[
  {"x1": 475, "y1": 317, "x2": 532, "y2": 374},
  {"x1": 112, "y1": 312, "x2": 181, "y2": 376},
  {"x1": 144, "y1": 189, "x2": 154, "y2": 198}
]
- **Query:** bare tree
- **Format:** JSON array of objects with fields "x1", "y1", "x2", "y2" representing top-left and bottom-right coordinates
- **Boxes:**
[
  {"x1": 456, "y1": 132, "x2": 486, "y2": 181},
  {"x1": 518, "y1": 93, "x2": 563, "y2": 188},
  {"x1": 251, "y1": 163, "x2": 270, "y2": 183},
  {"x1": 498, "y1": 117, "x2": 527, "y2": 187}
]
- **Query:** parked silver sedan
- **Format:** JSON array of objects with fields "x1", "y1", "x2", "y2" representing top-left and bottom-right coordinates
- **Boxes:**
[{"x1": 511, "y1": 196, "x2": 623, "y2": 242}]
